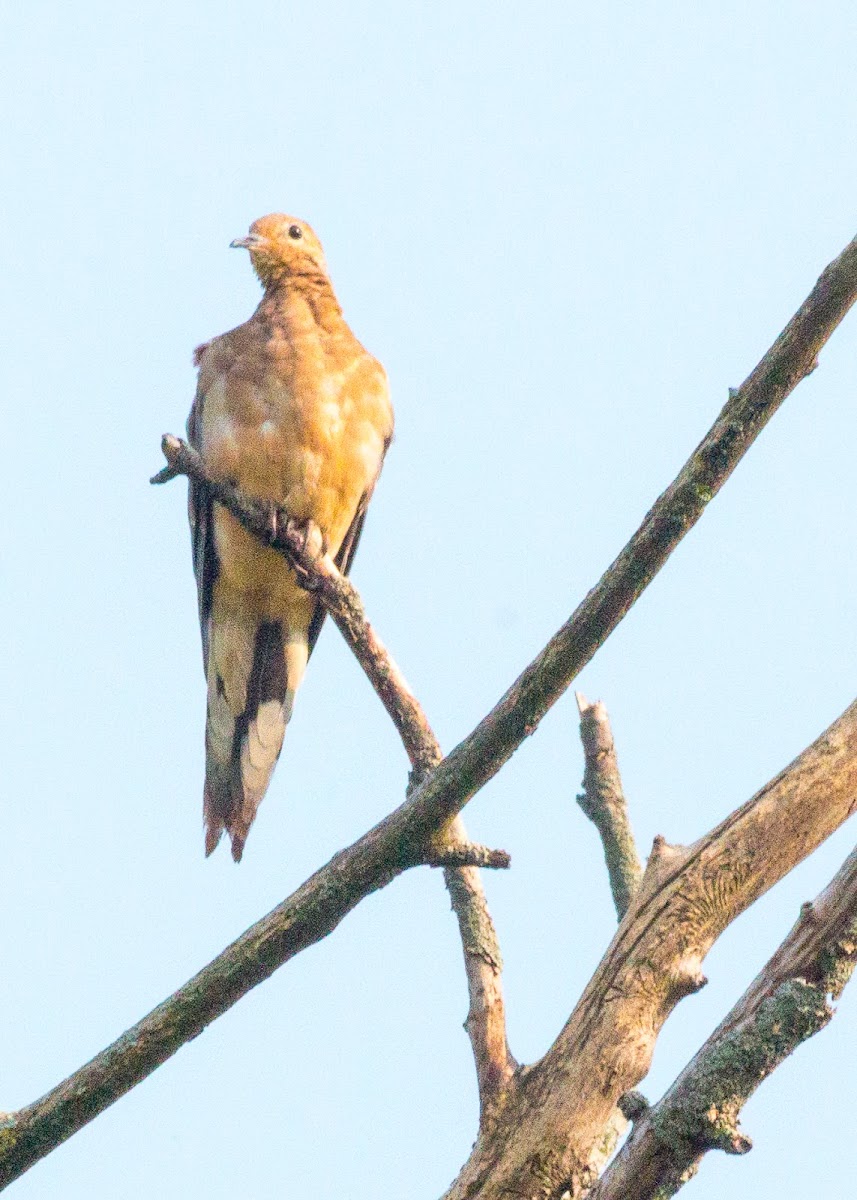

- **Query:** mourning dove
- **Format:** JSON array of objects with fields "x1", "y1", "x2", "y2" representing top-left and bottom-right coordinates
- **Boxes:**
[{"x1": 187, "y1": 214, "x2": 394, "y2": 860}]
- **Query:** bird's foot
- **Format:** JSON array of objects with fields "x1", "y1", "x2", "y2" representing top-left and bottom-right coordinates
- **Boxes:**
[
  {"x1": 284, "y1": 517, "x2": 327, "y2": 591},
  {"x1": 285, "y1": 515, "x2": 326, "y2": 559}
]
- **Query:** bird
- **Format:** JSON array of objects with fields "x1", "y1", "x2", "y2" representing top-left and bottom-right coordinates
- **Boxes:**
[{"x1": 186, "y1": 214, "x2": 394, "y2": 861}]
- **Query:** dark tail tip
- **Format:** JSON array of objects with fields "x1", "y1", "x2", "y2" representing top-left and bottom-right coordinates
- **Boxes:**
[
  {"x1": 204, "y1": 818, "x2": 223, "y2": 858},
  {"x1": 230, "y1": 834, "x2": 245, "y2": 863}
]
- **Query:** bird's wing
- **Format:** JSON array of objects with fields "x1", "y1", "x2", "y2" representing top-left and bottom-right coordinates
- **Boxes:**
[
  {"x1": 306, "y1": 427, "x2": 392, "y2": 656},
  {"x1": 306, "y1": 484, "x2": 365, "y2": 656},
  {"x1": 186, "y1": 366, "x2": 219, "y2": 667},
  {"x1": 188, "y1": 335, "x2": 298, "y2": 860}
]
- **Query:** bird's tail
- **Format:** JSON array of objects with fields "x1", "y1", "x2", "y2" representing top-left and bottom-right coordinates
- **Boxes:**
[{"x1": 203, "y1": 615, "x2": 308, "y2": 861}]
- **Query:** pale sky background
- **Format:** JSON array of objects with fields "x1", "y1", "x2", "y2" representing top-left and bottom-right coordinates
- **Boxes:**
[{"x1": 1, "y1": 3, "x2": 856, "y2": 1197}]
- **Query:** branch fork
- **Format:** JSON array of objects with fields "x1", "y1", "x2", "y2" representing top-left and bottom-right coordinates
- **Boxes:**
[{"x1": 590, "y1": 845, "x2": 857, "y2": 1199}]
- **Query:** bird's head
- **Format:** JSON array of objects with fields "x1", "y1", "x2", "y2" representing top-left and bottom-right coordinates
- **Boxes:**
[{"x1": 230, "y1": 214, "x2": 328, "y2": 288}]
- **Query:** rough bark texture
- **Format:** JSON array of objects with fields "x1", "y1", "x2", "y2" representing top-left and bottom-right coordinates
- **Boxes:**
[
  {"x1": 442, "y1": 701, "x2": 857, "y2": 1199},
  {"x1": 445, "y1": 858, "x2": 517, "y2": 1122},
  {"x1": 591, "y1": 843, "x2": 857, "y2": 1200}
]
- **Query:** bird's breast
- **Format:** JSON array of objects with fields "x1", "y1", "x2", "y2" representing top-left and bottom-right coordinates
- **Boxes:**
[{"x1": 199, "y1": 352, "x2": 388, "y2": 612}]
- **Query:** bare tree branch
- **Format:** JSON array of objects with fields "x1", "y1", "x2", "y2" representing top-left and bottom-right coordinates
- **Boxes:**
[
  {"x1": 444, "y1": 859, "x2": 517, "y2": 1126},
  {"x1": 153, "y1": 438, "x2": 516, "y2": 1119},
  {"x1": 443, "y1": 699, "x2": 857, "y2": 1199},
  {"x1": 575, "y1": 694, "x2": 642, "y2": 919},
  {"x1": 1, "y1": 233, "x2": 854, "y2": 1190},
  {"x1": 0, "y1": 795, "x2": 515, "y2": 1189},
  {"x1": 425, "y1": 845, "x2": 511, "y2": 870},
  {"x1": 591, "y1": 843, "x2": 857, "y2": 1200},
  {"x1": 378, "y1": 230, "x2": 857, "y2": 859}
]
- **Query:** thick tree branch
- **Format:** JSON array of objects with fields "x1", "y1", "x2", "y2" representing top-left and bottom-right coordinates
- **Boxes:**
[
  {"x1": 0, "y1": 802, "x2": 516, "y2": 1189},
  {"x1": 591, "y1": 843, "x2": 857, "y2": 1200},
  {"x1": 575, "y1": 694, "x2": 641, "y2": 919},
  {"x1": 443, "y1": 699, "x2": 857, "y2": 1199},
  {"x1": 1, "y1": 233, "x2": 853, "y2": 1189},
  {"x1": 361, "y1": 231, "x2": 857, "y2": 890}
]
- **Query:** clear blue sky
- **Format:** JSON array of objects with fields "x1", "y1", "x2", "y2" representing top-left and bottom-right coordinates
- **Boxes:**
[{"x1": 2, "y1": 3, "x2": 855, "y2": 1197}]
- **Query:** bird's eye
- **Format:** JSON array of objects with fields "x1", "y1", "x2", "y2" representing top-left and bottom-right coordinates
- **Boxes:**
[{"x1": 288, "y1": 225, "x2": 303, "y2": 240}]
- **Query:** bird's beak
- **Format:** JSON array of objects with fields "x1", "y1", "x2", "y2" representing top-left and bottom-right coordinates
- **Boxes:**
[{"x1": 230, "y1": 234, "x2": 266, "y2": 250}]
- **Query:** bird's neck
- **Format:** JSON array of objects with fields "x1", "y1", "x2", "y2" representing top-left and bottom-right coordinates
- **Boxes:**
[{"x1": 258, "y1": 274, "x2": 344, "y2": 335}]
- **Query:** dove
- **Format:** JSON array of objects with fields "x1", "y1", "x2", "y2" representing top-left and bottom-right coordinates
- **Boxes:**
[{"x1": 187, "y1": 214, "x2": 393, "y2": 860}]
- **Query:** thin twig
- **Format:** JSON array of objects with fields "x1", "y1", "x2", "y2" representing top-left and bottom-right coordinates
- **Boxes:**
[
  {"x1": 425, "y1": 845, "x2": 512, "y2": 870},
  {"x1": 590, "y1": 844, "x2": 857, "y2": 1200},
  {"x1": 575, "y1": 694, "x2": 642, "y2": 919}
]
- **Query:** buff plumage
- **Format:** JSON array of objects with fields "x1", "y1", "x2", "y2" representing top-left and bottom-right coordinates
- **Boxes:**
[{"x1": 187, "y1": 214, "x2": 393, "y2": 859}]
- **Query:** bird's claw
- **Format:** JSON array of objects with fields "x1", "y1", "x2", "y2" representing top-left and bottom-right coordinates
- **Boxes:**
[
  {"x1": 284, "y1": 517, "x2": 327, "y2": 591},
  {"x1": 285, "y1": 516, "x2": 326, "y2": 559}
]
